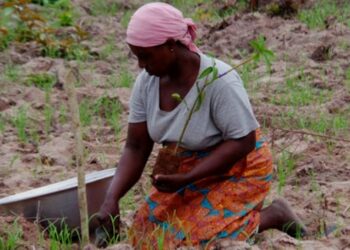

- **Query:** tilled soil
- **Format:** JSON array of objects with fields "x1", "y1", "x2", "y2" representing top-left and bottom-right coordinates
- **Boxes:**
[{"x1": 0, "y1": 0, "x2": 349, "y2": 249}]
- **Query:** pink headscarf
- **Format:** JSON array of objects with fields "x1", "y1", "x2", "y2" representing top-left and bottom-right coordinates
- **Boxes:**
[{"x1": 126, "y1": 2, "x2": 200, "y2": 53}]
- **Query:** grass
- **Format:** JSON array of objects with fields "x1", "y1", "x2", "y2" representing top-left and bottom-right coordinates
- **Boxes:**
[
  {"x1": 172, "y1": 0, "x2": 248, "y2": 22},
  {"x1": 79, "y1": 96, "x2": 123, "y2": 143},
  {"x1": 271, "y1": 69, "x2": 332, "y2": 107},
  {"x1": 2, "y1": 64, "x2": 20, "y2": 83},
  {"x1": 12, "y1": 106, "x2": 28, "y2": 143},
  {"x1": 0, "y1": 113, "x2": 5, "y2": 134},
  {"x1": 25, "y1": 73, "x2": 56, "y2": 90},
  {"x1": 44, "y1": 221, "x2": 79, "y2": 250},
  {"x1": 345, "y1": 66, "x2": 350, "y2": 91},
  {"x1": 0, "y1": 218, "x2": 23, "y2": 250},
  {"x1": 298, "y1": 0, "x2": 350, "y2": 29},
  {"x1": 90, "y1": 0, "x2": 121, "y2": 16},
  {"x1": 276, "y1": 151, "x2": 296, "y2": 193}
]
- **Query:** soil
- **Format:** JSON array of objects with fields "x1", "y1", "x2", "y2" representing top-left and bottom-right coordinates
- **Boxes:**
[{"x1": 0, "y1": 0, "x2": 349, "y2": 249}]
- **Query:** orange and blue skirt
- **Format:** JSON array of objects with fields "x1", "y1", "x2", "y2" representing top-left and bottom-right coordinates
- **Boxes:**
[{"x1": 130, "y1": 130, "x2": 273, "y2": 249}]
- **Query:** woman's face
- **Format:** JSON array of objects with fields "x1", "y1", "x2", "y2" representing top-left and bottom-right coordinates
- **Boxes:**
[{"x1": 128, "y1": 43, "x2": 175, "y2": 77}]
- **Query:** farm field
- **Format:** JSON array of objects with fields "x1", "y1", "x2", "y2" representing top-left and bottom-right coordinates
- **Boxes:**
[{"x1": 0, "y1": 0, "x2": 350, "y2": 249}]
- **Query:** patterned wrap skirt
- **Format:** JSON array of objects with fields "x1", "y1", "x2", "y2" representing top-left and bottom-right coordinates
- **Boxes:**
[{"x1": 129, "y1": 130, "x2": 273, "y2": 249}]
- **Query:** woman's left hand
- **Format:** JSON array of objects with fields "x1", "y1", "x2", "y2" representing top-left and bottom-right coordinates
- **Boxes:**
[{"x1": 152, "y1": 173, "x2": 191, "y2": 193}]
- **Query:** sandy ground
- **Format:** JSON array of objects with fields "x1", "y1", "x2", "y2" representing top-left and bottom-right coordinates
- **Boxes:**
[{"x1": 0, "y1": 0, "x2": 349, "y2": 249}]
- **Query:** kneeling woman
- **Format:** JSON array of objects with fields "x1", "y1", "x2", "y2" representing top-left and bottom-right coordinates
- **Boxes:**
[{"x1": 98, "y1": 2, "x2": 306, "y2": 248}]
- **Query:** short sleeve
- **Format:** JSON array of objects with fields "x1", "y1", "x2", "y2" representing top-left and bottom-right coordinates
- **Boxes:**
[
  {"x1": 211, "y1": 74, "x2": 259, "y2": 139},
  {"x1": 128, "y1": 73, "x2": 147, "y2": 123}
]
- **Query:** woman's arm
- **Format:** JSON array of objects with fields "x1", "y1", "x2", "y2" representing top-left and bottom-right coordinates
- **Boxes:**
[
  {"x1": 154, "y1": 130, "x2": 255, "y2": 192},
  {"x1": 98, "y1": 122, "x2": 154, "y2": 219}
]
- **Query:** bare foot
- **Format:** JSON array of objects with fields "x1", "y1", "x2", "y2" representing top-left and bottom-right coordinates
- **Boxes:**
[{"x1": 259, "y1": 198, "x2": 308, "y2": 238}]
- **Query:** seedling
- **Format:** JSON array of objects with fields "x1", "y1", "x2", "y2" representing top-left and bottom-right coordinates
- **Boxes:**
[
  {"x1": 0, "y1": 113, "x2": 5, "y2": 134},
  {"x1": 174, "y1": 36, "x2": 274, "y2": 153},
  {"x1": 0, "y1": 218, "x2": 23, "y2": 250},
  {"x1": 43, "y1": 220, "x2": 79, "y2": 250},
  {"x1": 12, "y1": 106, "x2": 28, "y2": 143},
  {"x1": 0, "y1": 0, "x2": 89, "y2": 59}
]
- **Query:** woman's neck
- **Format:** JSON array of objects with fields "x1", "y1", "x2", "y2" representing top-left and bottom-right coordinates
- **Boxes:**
[{"x1": 167, "y1": 49, "x2": 200, "y2": 87}]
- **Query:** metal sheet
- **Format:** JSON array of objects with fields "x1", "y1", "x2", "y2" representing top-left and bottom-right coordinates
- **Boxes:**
[{"x1": 0, "y1": 168, "x2": 116, "y2": 231}]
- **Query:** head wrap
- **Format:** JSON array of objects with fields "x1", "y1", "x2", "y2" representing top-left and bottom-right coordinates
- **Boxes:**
[{"x1": 126, "y1": 2, "x2": 200, "y2": 53}]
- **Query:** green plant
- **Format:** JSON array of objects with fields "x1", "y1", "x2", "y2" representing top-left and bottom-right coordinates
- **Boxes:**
[
  {"x1": 26, "y1": 73, "x2": 56, "y2": 90},
  {"x1": 79, "y1": 99, "x2": 93, "y2": 127},
  {"x1": 0, "y1": 218, "x2": 23, "y2": 250},
  {"x1": 298, "y1": 0, "x2": 350, "y2": 29},
  {"x1": 121, "y1": 10, "x2": 133, "y2": 29},
  {"x1": 118, "y1": 70, "x2": 134, "y2": 88},
  {"x1": 120, "y1": 189, "x2": 136, "y2": 216},
  {"x1": 94, "y1": 96, "x2": 123, "y2": 141},
  {"x1": 44, "y1": 220, "x2": 79, "y2": 250},
  {"x1": 59, "y1": 104, "x2": 68, "y2": 124},
  {"x1": 3, "y1": 64, "x2": 20, "y2": 82},
  {"x1": 0, "y1": 6, "x2": 16, "y2": 50},
  {"x1": 12, "y1": 107, "x2": 28, "y2": 143},
  {"x1": 58, "y1": 11, "x2": 73, "y2": 26},
  {"x1": 173, "y1": 35, "x2": 274, "y2": 152},
  {"x1": 0, "y1": 114, "x2": 5, "y2": 134},
  {"x1": 90, "y1": 0, "x2": 120, "y2": 16},
  {"x1": 345, "y1": 67, "x2": 350, "y2": 91},
  {"x1": 0, "y1": 0, "x2": 89, "y2": 59},
  {"x1": 276, "y1": 151, "x2": 296, "y2": 193}
]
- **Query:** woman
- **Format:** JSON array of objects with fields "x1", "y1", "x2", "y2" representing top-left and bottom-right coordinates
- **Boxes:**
[{"x1": 97, "y1": 2, "x2": 306, "y2": 248}]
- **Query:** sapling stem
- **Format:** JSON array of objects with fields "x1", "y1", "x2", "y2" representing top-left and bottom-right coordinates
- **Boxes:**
[
  {"x1": 174, "y1": 54, "x2": 257, "y2": 154},
  {"x1": 64, "y1": 65, "x2": 89, "y2": 246}
]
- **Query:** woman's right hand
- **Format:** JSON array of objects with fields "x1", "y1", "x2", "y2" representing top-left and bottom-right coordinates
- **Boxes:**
[{"x1": 95, "y1": 199, "x2": 120, "y2": 247}]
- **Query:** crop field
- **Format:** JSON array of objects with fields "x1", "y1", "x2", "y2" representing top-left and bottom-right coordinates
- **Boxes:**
[{"x1": 0, "y1": 0, "x2": 350, "y2": 249}]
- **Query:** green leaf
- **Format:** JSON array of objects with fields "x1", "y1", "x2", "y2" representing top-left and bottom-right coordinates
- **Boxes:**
[
  {"x1": 212, "y1": 66, "x2": 218, "y2": 81},
  {"x1": 171, "y1": 93, "x2": 182, "y2": 102},
  {"x1": 194, "y1": 91, "x2": 206, "y2": 112},
  {"x1": 194, "y1": 82, "x2": 206, "y2": 112},
  {"x1": 199, "y1": 66, "x2": 213, "y2": 79},
  {"x1": 249, "y1": 35, "x2": 275, "y2": 70}
]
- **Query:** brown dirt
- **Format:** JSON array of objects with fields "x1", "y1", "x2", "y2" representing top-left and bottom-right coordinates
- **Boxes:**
[{"x1": 0, "y1": 0, "x2": 350, "y2": 249}]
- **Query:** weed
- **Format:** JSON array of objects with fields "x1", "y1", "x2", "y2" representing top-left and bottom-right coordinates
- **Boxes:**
[
  {"x1": 90, "y1": 0, "x2": 120, "y2": 16},
  {"x1": 44, "y1": 220, "x2": 79, "y2": 250},
  {"x1": 59, "y1": 104, "x2": 68, "y2": 124},
  {"x1": 277, "y1": 151, "x2": 296, "y2": 193},
  {"x1": 12, "y1": 106, "x2": 28, "y2": 143},
  {"x1": 94, "y1": 96, "x2": 123, "y2": 141},
  {"x1": 118, "y1": 70, "x2": 134, "y2": 88},
  {"x1": 0, "y1": 113, "x2": 5, "y2": 134},
  {"x1": 120, "y1": 189, "x2": 136, "y2": 216},
  {"x1": 79, "y1": 99, "x2": 93, "y2": 127},
  {"x1": 272, "y1": 70, "x2": 331, "y2": 107},
  {"x1": 345, "y1": 67, "x2": 350, "y2": 91},
  {"x1": 0, "y1": 0, "x2": 89, "y2": 59},
  {"x1": 26, "y1": 73, "x2": 56, "y2": 90},
  {"x1": 3, "y1": 64, "x2": 20, "y2": 82},
  {"x1": 298, "y1": 0, "x2": 350, "y2": 29},
  {"x1": 44, "y1": 104, "x2": 55, "y2": 134},
  {"x1": 0, "y1": 218, "x2": 23, "y2": 250},
  {"x1": 121, "y1": 10, "x2": 133, "y2": 29},
  {"x1": 95, "y1": 215, "x2": 120, "y2": 247}
]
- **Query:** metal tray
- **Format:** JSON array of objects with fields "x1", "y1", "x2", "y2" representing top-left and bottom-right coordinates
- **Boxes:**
[{"x1": 0, "y1": 168, "x2": 116, "y2": 231}]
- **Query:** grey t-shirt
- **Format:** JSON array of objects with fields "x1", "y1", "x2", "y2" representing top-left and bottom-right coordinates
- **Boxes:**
[{"x1": 128, "y1": 53, "x2": 259, "y2": 150}]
